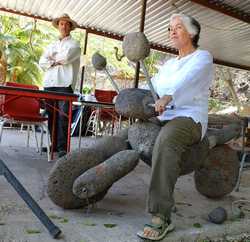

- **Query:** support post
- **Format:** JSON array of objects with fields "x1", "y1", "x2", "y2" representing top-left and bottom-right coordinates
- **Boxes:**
[
  {"x1": 134, "y1": 0, "x2": 147, "y2": 88},
  {"x1": 80, "y1": 30, "x2": 89, "y2": 94}
]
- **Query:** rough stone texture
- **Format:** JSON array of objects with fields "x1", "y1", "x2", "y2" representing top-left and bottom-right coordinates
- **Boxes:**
[
  {"x1": 208, "y1": 207, "x2": 228, "y2": 224},
  {"x1": 128, "y1": 121, "x2": 161, "y2": 164},
  {"x1": 47, "y1": 136, "x2": 128, "y2": 209},
  {"x1": 179, "y1": 137, "x2": 209, "y2": 176},
  {"x1": 73, "y1": 150, "x2": 139, "y2": 199},
  {"x1": 208, "y1": 114, "x2": 243, "y2": 128},
  {"x1": 115, "y1": 88, "x2": 156, "y2": 120},
  {"x1": 91, "y1": 52, "x2": 107, "y2": 70},
  {"x1": 127, "y1": 121, "x2": 210, "y2": 175},
  {"x1": 115, "y1": 127, "x2": 129, "y2": 141},
  {"x1": 122, "y1": 32, "x2": 150, "y2": 62},
  {"x1": 207, "y1": 123, "x2": 241, "y2": 148},
  {"x1": 194, "y1": 145, "x2": 240, "y2": 198}
]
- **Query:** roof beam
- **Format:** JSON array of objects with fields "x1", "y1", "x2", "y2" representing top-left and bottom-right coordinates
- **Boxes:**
[
  {"x1": 213, "y1": 58, "x2": 250, "y2": 71},
  {"x1": 190, "y1": 0, "x2": 250, "y2": 24},
  {"x1": 0, "y1": 7, "x2": 124, "y2": 40},
  {"x1": 150, "y1": 44, "x2": 250, "y2": 70},
  {"x1": 0, "y1": 7, "x2": 249, "y2": 71}
]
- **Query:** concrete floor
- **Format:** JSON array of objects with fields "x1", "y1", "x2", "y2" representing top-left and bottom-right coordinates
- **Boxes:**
[{"x1": 1, "y1": 128, "x2": 250, "y2": 242}]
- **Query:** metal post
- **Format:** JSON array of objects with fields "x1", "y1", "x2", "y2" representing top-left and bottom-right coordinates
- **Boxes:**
[
  {"x1": 80, "y1": 30, "x2": 89, "y2": 94},
  {"x1": 134, "y1": 0, "x2": 147, "y2": 88}
]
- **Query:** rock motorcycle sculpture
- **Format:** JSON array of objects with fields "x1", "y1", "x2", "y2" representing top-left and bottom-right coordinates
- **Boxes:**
[{"x1": 47, "y1": 33, "x2": 241, "y2": 209}]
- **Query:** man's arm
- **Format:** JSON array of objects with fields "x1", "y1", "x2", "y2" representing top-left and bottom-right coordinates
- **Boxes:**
[
  {"x1": 39, "y1": 46, "x2": 56, "y2": 70},
  {"x1": 53, "y1": 43, "x2": 81, "y2": 65}
]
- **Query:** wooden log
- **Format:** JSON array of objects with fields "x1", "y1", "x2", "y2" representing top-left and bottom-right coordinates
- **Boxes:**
[
  {"x1": 47, "y1": 135, "x2": 128, "y2": 209},
  {"x1": 194, "y1": 145, "x2": 239, "y2": 198},
  {"x1": 73, "y1": 150, "x2": 139, "y2": 199}
]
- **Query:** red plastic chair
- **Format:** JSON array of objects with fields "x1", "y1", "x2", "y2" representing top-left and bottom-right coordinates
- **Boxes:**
[
  {"x1": 0, "y1": 82, "x2": 51, "y2": 161},
  {"x1": 94, "y1": 89, "x2": 118, "y2": 120},
  {"x1": 85, "y1": 89, "x2": 120, "y2": 136}
]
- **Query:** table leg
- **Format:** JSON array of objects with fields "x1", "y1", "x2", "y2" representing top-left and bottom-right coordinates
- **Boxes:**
[
  {"x1": 67, "y1": 101, "x2": 73, "y2": 153},
  {"x1": 95, "y1": 108, "x2": 100, "y2": 137},
  {"x1": 78, "y1": 104, "x2": 84, "y2": 150},
  {"x1": 51, "y1": 102, "x2": 57, "y2": 160}
]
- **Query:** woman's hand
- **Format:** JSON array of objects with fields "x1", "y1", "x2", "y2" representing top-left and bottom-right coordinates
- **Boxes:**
[{"x1": 155, "y1": 95, "x2": 172, "y2": 114}]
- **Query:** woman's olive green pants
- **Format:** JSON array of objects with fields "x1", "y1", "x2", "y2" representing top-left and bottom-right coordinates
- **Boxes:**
[{"x1": 147, "y1": 117, "x2": 202, "y2": 220}]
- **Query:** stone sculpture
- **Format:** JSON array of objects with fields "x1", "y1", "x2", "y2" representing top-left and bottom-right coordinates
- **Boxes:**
[{"x1": 47, "y1": 32, "x2": 241, "y2": 209}]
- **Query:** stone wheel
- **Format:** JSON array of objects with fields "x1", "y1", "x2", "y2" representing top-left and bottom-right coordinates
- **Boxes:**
[{"x1": 194, "y1": 145, "x2": 239, "y2": 198}]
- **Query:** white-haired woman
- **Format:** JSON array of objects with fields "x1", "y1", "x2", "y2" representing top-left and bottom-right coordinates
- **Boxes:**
[{"x1": 137, "y1": 14, "x2": 214, "y2": 240}]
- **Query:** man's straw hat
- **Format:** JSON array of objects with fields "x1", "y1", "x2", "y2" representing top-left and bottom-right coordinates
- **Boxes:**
[{"x1": 52, "y1": 13, "x2": 77, "y2": 30}]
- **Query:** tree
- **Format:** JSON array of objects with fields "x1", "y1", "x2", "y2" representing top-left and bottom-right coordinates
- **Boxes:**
[{"x1": 0, "y1": 14, "x2": 57, "y2": 86}]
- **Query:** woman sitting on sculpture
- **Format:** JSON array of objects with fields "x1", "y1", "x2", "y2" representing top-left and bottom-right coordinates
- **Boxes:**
[{"x1": 137, "y1": 13, "x2": 214, "y2": 241}]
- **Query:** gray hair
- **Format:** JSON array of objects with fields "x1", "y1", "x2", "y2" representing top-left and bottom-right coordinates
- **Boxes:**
[{"x1": 170, "y1": 13, "x2": 201, "y2": 48}]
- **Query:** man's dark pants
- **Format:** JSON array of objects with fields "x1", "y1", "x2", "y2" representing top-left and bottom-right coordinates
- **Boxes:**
[{"x1": 44, "y1": 86, "x2": 73, "y2": 153}]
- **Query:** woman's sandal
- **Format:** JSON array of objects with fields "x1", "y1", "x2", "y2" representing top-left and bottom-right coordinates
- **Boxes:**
[{"x1": 137, "y1": 220, "x2": 175, "y2": 241}]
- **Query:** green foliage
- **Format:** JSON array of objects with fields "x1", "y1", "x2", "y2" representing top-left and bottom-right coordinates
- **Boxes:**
[
  {"x1": 104, "y1": 223, "x2": 117, "y2": 228},
  {"x1": 0, "y1": 13, "x2": 167, "y2": 89},
  {"x1": 87, "y1": 35, "x2": 135, "y2": 78},
  {"x1": 193, "y1": 222, "x2": 202, "y2": 228},
  {"x1": 144, "y1": 51, "x2": 166, "y2": 76},
  {"x1": 0, "y1": 14, "x2": 57, "y2": 86},
  {"x1": 25, "y1": 229, "x2": 41, "y2": 234},
  {"x1": 49, "y1": 214, "x2": 63, "y2": 220},
  {"x1": 82, "y1": 85, "x2": 92, "y2": 94},
  {"x1": 59, "y1": 217, "x2": 69, "y2": 223},
  {"x1": 82, "y1": 221, "x2": 97, "y2": 226},
  {"x1": 208, "y1": 98, "x2": 222, "y2": 112},
  {"x1": 48, "y1": 214, "x2": 69, "y2": 223}
]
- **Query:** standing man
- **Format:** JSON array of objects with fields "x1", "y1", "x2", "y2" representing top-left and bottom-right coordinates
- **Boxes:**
[{"x1": 39, "y1": 13, "x2": 81, "y2": 158}]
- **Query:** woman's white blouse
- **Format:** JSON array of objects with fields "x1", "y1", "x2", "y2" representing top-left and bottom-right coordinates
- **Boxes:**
[{"x1": 152, "y1": 49, "x2": 214, "y2": 138}]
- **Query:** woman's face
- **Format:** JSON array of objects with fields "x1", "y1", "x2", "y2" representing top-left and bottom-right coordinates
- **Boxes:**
[{"x1": 169, "y1": 17, "x2": 193, "y2": 50}]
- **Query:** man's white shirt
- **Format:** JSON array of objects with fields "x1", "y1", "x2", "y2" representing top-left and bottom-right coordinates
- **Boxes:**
[
  {"x1": 152, "y1": 49, "x2": 214, "y2": 138},
  {"x1": 39, "y1": 36, "x2": 81, "y2": 90}
]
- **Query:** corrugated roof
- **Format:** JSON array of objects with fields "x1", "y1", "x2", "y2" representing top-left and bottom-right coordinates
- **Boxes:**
[{"x1": 0, "y1": 0, "x2": 249, "y2": 70}]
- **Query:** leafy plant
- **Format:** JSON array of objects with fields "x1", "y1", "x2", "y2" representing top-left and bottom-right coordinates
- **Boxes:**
[
  {"x1": 26, "y1": 229, "x2": 41, "y2": 234},
  {"x1": 0, "y1": 15, "x2": 57, "y2": 86},
  {"x1": 104, "y1": 223, "x2": 117, "y2": 228},
  {"x1": 83, "y1": 221, "x2": 97, "y2": 226},
  {"x1": 82, "y1": 85, "x2": 92, "y2": 94},
  {"x1": 208, "y1": 98, "x2": 222, "y2": 112},
  {"x1": 193, "y1": 222, "x2": 202, "y2": 228}
]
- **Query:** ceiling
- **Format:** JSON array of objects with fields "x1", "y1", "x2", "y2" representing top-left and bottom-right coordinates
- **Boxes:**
[{"x1": 0, "y1": 0, "x2": 249, "y2": 70}]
